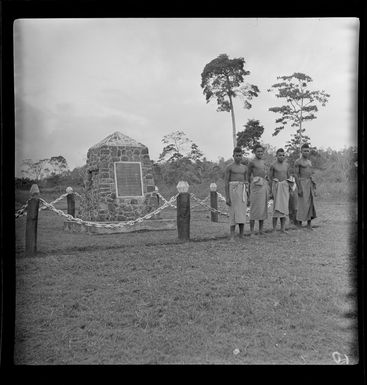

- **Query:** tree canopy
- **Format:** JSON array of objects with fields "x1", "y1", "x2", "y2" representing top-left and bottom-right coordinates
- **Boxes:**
[
  {"x1": 21, "y1": 156, "x2": 69, "y2": 180},
  {"x1": 158, "y1": 130, "x2": 204, "y2": 163},
  {"x1": 267, "y1": 72, "x2": 330, "y2": 145},
  {"x1": 236, "y1": 119, "x2": 264, "y2": 154},
  {"x1": 200, "y1": 53, "x2": 259, "y2": 147}
]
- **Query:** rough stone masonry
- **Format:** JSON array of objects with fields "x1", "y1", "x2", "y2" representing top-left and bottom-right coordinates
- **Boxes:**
[{"x1": 79, "y1": 131, "x2": 159, "y2": 221}]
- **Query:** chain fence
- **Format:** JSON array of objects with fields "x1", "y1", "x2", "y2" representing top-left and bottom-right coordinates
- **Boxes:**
[
  {"x1": 36, "y1": 194, "x2": 178, "y2": 229},
  {"x1": 15, "y1": 190, "x2": 83, "y2": 218},
  {"x1": 15, "y1": 188, "x2": 274, "y2": 226}
]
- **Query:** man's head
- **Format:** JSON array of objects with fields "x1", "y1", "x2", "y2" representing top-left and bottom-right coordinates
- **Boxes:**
[
  {"x1": 233, "y1": 146, "x2": 243, "y2": 163},
  {"x1": 276, "y1": 148, "x2": 285, "y2": 163},
  {"x1": 301, "y1": 143, "x2": 310, "y2": 158},
  {"x1": 253, "y1": 144, "x2": 264, "y2": 159}
]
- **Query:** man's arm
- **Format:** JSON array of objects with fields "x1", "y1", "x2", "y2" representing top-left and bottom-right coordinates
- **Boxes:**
[
  {"x1": 268, "y1": 164, "x2": 274, "y2": 186},
  {"x1": 247, "y1": 162, "x2": 253, "y2": 183},
  {"x1": 243, "y1": 166, "x2": 249, "y2": 195},
  {"x1": 247, "y1": 162, "x2": 253, "y2": 197},
  {"x1": 309, "y1": 160, "x2": 317, "y2": 193},
  {"x1": 268, "y1": 164, "x2": 274, "y2": 198},
  {"x1": 294, "y1": 160, "x2": 302, "y2": 196},
  {"x1": 310, "y1": 160, "x2": 315, "y2": 176},
  {"x1": 224, "y1": 165, "x2": 231, "y2": 206}
]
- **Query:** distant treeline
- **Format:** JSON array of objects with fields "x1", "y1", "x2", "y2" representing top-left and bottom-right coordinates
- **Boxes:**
[{"x1": 15, "y1": 146, "x2": 357, "y2": 193}]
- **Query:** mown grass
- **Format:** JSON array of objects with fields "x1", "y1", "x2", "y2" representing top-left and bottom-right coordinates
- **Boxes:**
[{"x1": 14, "y1": 194, "x2": 358, "y2": 365}]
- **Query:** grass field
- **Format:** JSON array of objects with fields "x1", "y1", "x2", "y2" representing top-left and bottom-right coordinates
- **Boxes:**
[{"x1": 14, "y1": 191, "x2": 358, "y2": 364}]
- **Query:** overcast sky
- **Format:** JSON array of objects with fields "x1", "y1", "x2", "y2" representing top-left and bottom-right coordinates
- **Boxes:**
[{"x1": 14, "y1": 17, "x2": 359, "y2": 175}]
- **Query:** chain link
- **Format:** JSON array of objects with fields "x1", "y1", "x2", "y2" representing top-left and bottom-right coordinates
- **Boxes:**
[
  {"x1": 156, "y1": 191, "x2": 210, "y2": 209},
  {"x1": 15, "y1": 200, "x2": 30, "y2": 218},
  {"x1": 16, "y1": 191, "x2": 83, "y2": 219},
  {"x1": 191, "y1": 195, "x2": 209, "y2": 208},
  {"x1": 217, "y1": 191, "x2": 226, "y2": 202},
  {"x1": 39, "y1": 193, "x2": 68, "y2": 210},
  {"x1": 190, "y1": 193, "x2": 230, "y2": 217},
  {"x1": 155, "y1": 191, "x2": 177, "y2": 209}
]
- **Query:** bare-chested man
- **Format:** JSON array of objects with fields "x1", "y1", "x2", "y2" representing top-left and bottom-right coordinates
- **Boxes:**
[
  {"x1": 247, "y1": 144, "x2": 269, "y2": 236},
  {"x1": 225, "y1": 147, "x2": 249, "y2": 241},
  {"x1": 269, "y1": 148, "x2": 292, "y2": 234},
  {"x1": 294, "y1": 143, "x2": 317, "y2": 230}
]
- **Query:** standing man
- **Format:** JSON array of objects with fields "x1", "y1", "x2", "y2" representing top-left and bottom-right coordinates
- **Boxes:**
[
  {"x1": 294, "y1": 143, "x2": 317, "y2": 230},
  {"x1": 269, "y1": 148, "x2": 292, "y2": 234},
  {"x1": 247, "y1": 144, "x2": 269, "y2": 236},
  {"x1": 225, "y1": 147, "x2": 249, "y2": 241}
]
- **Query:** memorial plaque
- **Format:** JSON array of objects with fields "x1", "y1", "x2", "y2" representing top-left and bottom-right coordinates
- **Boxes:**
[{"x1": 114, "y1": 162, "x2": 143, "y2": 197}]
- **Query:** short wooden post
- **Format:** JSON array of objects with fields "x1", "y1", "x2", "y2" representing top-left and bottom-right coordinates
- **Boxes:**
[
  {"x1": 176, "y1": 181, "x2": 190, "y2": 241},
  {"x1": 209, "y1": 183, "x2": 218, "y2": 223},
  {"x1": 66, "y1": 187, "x2": 75, "y2": 217},
  {"x1": 25, "y1": 184, "x2": 40, "y2": 257}
]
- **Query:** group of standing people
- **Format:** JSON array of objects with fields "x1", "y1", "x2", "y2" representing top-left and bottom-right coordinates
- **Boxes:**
[{"x1": 224, "y1": 143, "x2": 317, "y2": 241}]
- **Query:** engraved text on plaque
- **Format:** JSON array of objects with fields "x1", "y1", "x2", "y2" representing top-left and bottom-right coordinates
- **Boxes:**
[{"x1": 114, "y1": 162, "x2": 143, "y2": 197}]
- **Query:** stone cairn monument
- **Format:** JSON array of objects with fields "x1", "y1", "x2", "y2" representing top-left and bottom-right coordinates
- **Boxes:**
[{"x1": 79, "y1": 131, "x2": 159, "y2": 222}]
